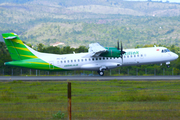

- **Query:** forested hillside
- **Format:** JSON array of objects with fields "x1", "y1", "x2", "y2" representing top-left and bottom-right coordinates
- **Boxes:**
[{"x1": 0, "y1": 0, "x2": 180, "y2": 48}]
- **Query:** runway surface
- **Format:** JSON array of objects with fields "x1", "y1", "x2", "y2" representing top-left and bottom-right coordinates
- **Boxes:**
[{"x1": 0, "y1": 76, "x2": 180, "y2": 81}]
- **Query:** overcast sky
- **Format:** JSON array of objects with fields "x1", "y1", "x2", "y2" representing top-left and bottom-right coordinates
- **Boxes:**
[{"x1": 125, "y1": 0, "x2": 180, "y2": 3}]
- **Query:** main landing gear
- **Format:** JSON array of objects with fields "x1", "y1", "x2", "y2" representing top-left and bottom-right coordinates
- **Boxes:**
[
  {"x1": 166, "y1": 62, "x2": 170, "y2": 68},
  {"x1": 97, "y1": 70, "x2": 104, "y2": 76}
]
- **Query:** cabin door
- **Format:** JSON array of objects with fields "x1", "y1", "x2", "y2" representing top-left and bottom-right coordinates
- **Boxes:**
[{"x1": 49, "y1": 61, "x2": 54, "y2": 70}]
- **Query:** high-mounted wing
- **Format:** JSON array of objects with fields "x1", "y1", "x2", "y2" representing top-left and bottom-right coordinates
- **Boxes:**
[
  {"x1": 83, "y1": 42, "x2": 124, "y2": 58},
  {"x1": 88, "y1": 43, "x2": 107, "y2": 57}
]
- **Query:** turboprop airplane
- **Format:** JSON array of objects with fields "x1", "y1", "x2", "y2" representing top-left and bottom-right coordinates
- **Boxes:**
[{"x1": 2, "y1": 33, "x2": 179, "y2": 76}]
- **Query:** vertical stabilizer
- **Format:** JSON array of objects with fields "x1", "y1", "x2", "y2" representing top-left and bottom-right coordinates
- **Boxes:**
[{"x1": 2, "y1": 33, "x2": 38, "y2": 61}]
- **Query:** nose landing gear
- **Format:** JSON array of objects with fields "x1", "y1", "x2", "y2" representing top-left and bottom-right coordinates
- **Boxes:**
[
  {"x1": 97, "y1": 70, "x2": 104, "y2": 76},
  {"x1": 166, "y1": 62, "x2": 170, "y2": 68}
]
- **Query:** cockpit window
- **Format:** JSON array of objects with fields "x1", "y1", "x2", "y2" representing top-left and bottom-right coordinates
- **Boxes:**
[
  {"x1": 162, "y1": 49, "x2": 170, "y2": 53},
  {"x1": 167, "y1": 49, "x2": 170, "y2": 52}
]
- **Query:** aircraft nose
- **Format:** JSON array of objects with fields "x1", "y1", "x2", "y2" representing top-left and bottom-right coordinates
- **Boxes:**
[{"x1": 174, "y1": 53, "x2": 179, "y2": 59}]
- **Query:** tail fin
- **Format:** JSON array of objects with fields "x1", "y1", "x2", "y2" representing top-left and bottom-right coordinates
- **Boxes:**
[{"x1": 2, "y1": 33, "x2": 38, "y2": 61}]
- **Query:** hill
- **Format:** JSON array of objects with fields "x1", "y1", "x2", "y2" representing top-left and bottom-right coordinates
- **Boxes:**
[{"x1": 0, "y1": 0, "x2": 180, "y2": 48}]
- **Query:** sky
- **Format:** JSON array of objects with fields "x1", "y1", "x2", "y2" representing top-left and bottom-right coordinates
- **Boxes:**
[{"x1": 125, "y1": 0, "x2": 180, "y2": 3}]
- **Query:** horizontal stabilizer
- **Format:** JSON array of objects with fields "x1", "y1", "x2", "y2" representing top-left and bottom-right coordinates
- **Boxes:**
[{"x1": 5, "y1": 36, "x2": 17, "y2": 40}]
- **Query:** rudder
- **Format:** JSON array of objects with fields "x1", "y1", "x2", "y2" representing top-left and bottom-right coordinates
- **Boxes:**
[{"x1": 2, "y1": 33, "x2": 38, "y2": 61}]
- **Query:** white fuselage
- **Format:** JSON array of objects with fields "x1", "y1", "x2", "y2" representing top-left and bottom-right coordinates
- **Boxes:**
[{"x1": 32, "y1": 46, "x2": 178, "y2": 71}]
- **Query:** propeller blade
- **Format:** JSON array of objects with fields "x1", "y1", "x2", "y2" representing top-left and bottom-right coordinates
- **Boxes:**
[
  {"x1": 120, "y1": 41, "x2": 126, "y2": 63},
  {"x1": 117, "y1": 41, "x2": 119, "y2": 50},
  {"x1": 120, "y1": 41, "x2": 123, "y2": 62}
]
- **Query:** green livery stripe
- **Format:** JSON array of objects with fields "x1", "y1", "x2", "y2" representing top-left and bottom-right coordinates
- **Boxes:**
[
  {"x1": 27, "y1": 62, "x2": 50, "y2": 65},
  {"x1": 2, "y1": 33, "x2": 66, "y2": 71},
  {"x1": 10, "y1": 46, "x2": 30, "y2": 51},
  {"x1": 2, "y1": 33, "x2": 37, "y2": 61},
  {"x1": 5, "y1": 58, "x2": 65, "y2": 71},
  {"x1": 20, "y1": 55, "x2": 38, "y2": 59}
]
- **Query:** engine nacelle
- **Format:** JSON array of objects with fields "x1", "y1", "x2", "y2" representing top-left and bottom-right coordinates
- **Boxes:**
[{"x1": 100, "y1": 47, "x2": 121, "y2": 57}]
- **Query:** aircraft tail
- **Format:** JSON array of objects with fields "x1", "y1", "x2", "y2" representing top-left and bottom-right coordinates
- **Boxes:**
[{"x1": 2, "y1": 33, "x2": 38, "y2": 61}]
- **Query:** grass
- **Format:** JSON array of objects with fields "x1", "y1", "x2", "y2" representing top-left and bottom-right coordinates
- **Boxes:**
[{"x1": 0, "y1": 80, "x2": 180, "y2": 119}]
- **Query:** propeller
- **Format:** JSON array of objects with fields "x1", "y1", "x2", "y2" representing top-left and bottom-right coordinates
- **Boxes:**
[
  {"x1": 117, "y1": 41, "x2": 126, "y2": 62},
  {"x1": 117, "y1": 41, "x2": 119, "y2": 50}
]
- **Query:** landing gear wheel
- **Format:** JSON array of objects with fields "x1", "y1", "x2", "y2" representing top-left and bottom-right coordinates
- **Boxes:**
[{"x1": 98, "y1": 71, "x2": 104, "y2": 76}]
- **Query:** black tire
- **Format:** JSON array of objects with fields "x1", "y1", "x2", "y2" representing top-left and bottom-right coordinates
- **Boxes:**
[{"x1": 97, "y1": 71, "x2": 104, "y2": 76}]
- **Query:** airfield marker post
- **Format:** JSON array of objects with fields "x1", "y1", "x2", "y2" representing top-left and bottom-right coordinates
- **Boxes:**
[
  {"x1": 21, "y1": 69, "x2": 22, "y2": 76},
  {"x1": 68, "y1": 82, "x2": 71, "y2": 120},
  {"x1": 163, "y1": 68, "x2": 165, "y2": 75},
  {"x1": 172, "y1": 68, "x2": 173, "y2": 75},
  {"x1": 136, "y1": 68, "x2": 138, "y2": 76},
  {"x1": 12, "y1": 69, "x2": 13, "y2": 76}
]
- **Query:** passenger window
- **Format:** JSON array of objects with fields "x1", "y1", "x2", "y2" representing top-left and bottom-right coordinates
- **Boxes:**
[
  {"x1": 89, "y1": 58, "x2": 91, "y2": 61},
  {"x1": 106, "y1": 57, "x2": 108, "y2": 60},
  {"x1": 96, "y1": 58, "x2": 98, "y2": 60},
  {"x1": 64, "y1": 60, "x2": 66, "y2": 63},
  {"x1": 103, "y1": 57, "x2": 105, "y2": 60},
  {"x1": 78, "y1": 59, "x2": 80, "y2": 62},
  {"x1": 85, "y1": 59, "x2": 87, "y2": 61},
  {"x1": 92, "y1": 58, "x2": 94, "y2": 61},
  {"x1": 71, "y1": 60, "x2": 73, "y2": 62},
  {"x1": 127, "y1": 56, "x2": 129, "y2": 58},
  {"x1": 99, "y1": 58, "x2": 101, "y2": 60},
  {"x1": 67, "y1": 60, "x2": 69, "y2": 63},
  {"x1": 81, "y1": 59, "x2": 83, "y2": 62},
  {"x1": 134, "y1": 55, "x2": 136, "y2": 57},
  {"x1": 124, "y1": 56, "x2": 126, "y2": 58},
  {"x1": 131, "y1": 55, "x2": 132, "y2": 58},
  {"x1": 61, "y1": 61, "x2": 63, "y2": 63},
  {"x1": 141, "y1": 54, "x2": 143, "y2": 57},
  {"x1": 74, "y1": 60, "x2": 76, "y2": 62},
  {"x1": 137, "y1": 55, "x2": 139, "y2": 57}
]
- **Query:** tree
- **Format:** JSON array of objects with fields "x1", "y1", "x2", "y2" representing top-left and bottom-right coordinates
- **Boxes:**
[{"x1": 37, "y1": 43, "x2": 44, "y2": 52}]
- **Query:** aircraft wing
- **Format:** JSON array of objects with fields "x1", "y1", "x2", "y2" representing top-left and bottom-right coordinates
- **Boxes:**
[{"x1": 86, "y1": 43, "x2": 107, "y2": 57}]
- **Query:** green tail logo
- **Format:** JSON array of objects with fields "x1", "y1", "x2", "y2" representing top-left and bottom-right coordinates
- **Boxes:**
[{"x1": 2, "y1": 33, "x2": 37, "y2": 61}]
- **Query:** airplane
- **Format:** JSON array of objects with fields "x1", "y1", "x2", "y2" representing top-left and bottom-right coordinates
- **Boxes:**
[{"x1": 2, "y1": 33, "x2": 179, "y2": 76}]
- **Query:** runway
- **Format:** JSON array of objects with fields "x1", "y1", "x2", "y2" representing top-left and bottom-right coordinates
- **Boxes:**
[{"x1": 0, "y1": 76, "x2": 180, "y2": 81}]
